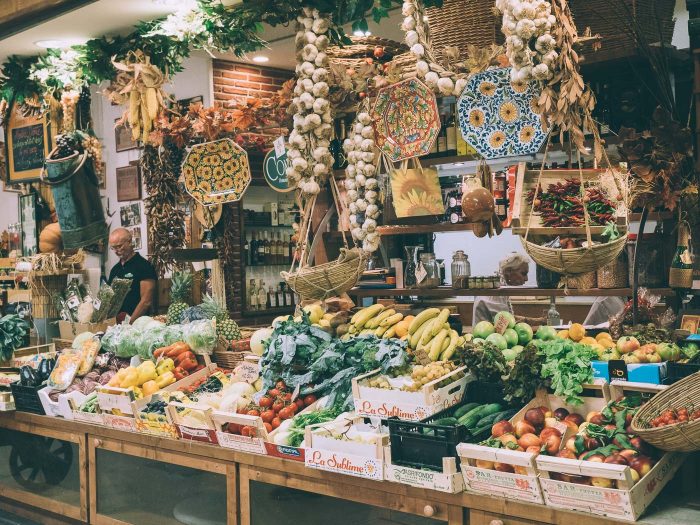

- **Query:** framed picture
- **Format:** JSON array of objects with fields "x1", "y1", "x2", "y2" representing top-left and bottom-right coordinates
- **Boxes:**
[
  {"x1": 116, "y1": 164, "x2": 141, "y2": 202},
  {"x1": 115, "y1": 119, "x2": 138, "y2": 152},
  {"x1": 120, "y1": 203, "x2": 141, "y2": 228},
  {"x1": 130, "y1": 227, "x2": 142, "y2": 250},
  {"x1": 176, "y1": 95, "x2": 203, "y2": 115},
  {"x1": 4, "y1": 103, "x2": 52, "y2": 183},
  {"x1": 680, "y1": 314, "x2": 700, "y2": 334},
  {"x1": 19, "y1": 193, "x2": 38, "y2": 256}
]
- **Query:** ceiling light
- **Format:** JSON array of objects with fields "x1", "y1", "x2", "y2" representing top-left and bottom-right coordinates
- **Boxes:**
[
  {"x1": 252, "y1": 56, "x2": 269, "y2": 63},
  {"x1": 353, "y1": 30, "x2": 372, "y2": 37},
  {"x1": 35, "y1": 39, "x2": 69, "y2": 49}
]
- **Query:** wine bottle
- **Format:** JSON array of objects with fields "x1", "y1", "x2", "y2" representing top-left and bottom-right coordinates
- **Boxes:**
[
  {"x1": 446, "y1": 104, "x2": 457, "y2": 154},
  {"x1": 669, "y1": 224, "x2": 693, "y2": 290}
]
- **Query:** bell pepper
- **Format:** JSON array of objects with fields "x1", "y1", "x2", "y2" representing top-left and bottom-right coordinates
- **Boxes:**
[
  {"x1": 178, "y1": 357, "x2": 199, "y2": 372},
  {"x1": 136, "y1": 361, "x2": 157, "y2": 386},
  {"x1": 174, "y1": 351, "x2": 196, "y2": 366},
  {"x1": 173, "y1": 367, "x2": 189, "y2": 380},
  {"x1": 132, "y1": 386, "x2": 143, "y2": 399},
  {"x1": 155, "y1": 371, "x2": 176, "y2": 388},
  {"x1": 120, "y1": 367, "x2": 140, "y2": 388},
  {"x1": 166, "y1": 342, "x2": 191, "y2": 358},
  {"x1": 156, "y1": 358, "x2": 175, "y2": 376},
  {"x1": 142, "y1": 380, "x2": 159, "y2": 397}
]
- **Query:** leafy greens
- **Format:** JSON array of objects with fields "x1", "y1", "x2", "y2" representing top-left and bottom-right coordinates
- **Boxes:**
[{"x1": 538, "y1": 339, "x2": 597, "y2": 405}]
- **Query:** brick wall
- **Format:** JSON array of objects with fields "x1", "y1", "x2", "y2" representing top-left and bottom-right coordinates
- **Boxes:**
[{"x1": 212, "y1": 60, "x2": 293, "y2": 107}]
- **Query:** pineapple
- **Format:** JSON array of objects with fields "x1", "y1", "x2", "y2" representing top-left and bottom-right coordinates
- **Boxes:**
[
  {"x1": 167, "y1": 272, "x2": 193, "y2": 325},
  {"x1": 200, "y1": 294, "x2": 242, "y2": 342}
]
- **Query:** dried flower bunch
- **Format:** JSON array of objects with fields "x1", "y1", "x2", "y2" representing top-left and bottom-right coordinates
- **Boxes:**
[
  {"x1": 495, "y1": 0, "x2": 557, "y2": 82},
  {"x1": 286, "y1": 8, "x2": 334, "y2": 196},
  {"x1": 343, "y1": 101, "x2": 381, "y2": 253}
]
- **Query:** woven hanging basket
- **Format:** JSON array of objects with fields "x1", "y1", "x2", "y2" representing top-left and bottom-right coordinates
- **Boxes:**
[
  {"x1": 631, "y1": 371, "x2": 700, "y2": 452},
  {"x1": 522, "y1": 235, "x2": 628, "y2": 276}
]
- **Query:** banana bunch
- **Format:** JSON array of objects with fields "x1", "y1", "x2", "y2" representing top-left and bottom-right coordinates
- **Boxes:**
[
  {"x1": 407, "y1": 308, "x2": 465, "y2": 362},
  {"x1": 344, "y1": 304, "x2": 408, "y2": 340},
  {"x1": 110, "y1": 51, "x2": 167, "y2": 144}
]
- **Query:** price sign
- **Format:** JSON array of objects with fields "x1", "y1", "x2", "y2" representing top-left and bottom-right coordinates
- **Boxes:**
[
  {"x1": 608, "y1": 360, "x2": 628, "y2": 381},
  {"x1": 263, "y1": 147, "x2": 295, "y2": 193},
  {"x1": 5, "y1": 103, "x2": 52, "y2": 183},
  {"x1": 234, "y1": 362, "x2": 260, "y2": 384}
]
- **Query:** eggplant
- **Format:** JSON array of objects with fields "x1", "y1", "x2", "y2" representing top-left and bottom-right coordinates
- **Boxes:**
[
  {"x1": 19, "y1": 366, "x2": 38, "y2": 386},
  {"x1": 38, "y1": 358, "x2": 52, "y2": 381}
]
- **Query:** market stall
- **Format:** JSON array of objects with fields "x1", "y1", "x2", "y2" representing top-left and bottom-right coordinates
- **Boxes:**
[{"x1": 0, "y1": 0, "x2": 699, "y2": 524}]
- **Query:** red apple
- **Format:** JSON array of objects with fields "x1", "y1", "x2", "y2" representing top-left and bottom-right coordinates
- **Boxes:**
[
  {"x1": 629, "y1": 436, "x2": 652, "y2": 455},
  {"x1": 629, "y1": 456, "x2": 654, "y2": 477},
  {"x1": 492, "y1": 420, "x2": 514, "y2": 438},
  {"x1": 542, "y1": 434, "x2": 562, "y2": 455},
  {"x1": 565, "y1": 413, "x2": 584, "y2": 426},
  {"x1": 563, "y1": 420, "x2": 580, "y2": 433},
  {"x1": 518, "y1": 433, "x2": 542, "y2": 449},
  {"x1": 583, "y1": 436, "x2": 601, "y2": 451},
  {"x1": 553, "y1": 407, "x2": 570, "y2": 421},
  {"x1": 591, "y1": 476, "x2": 613, "y2": 488},
  {"x1": 498, "y1": 433, "x2": 518, "y2": 447},
  {"x1": 525, "y1": 445, "x2": 541, "y2": 456},
  {"x1": 540, "y1": 427, "x2": 562, "y2": 441},
  {"x1": 514, "y1": 465, "x2": 529, "y2": 475},
  {"x1": 617, "y1": 336, "x2": 640, "y2": 354},
  {"x1": 618, "y1": 449, "x2": 639, "y2": 462},
  {"x1": 475, "y1": 459, "x2": 494, "y2": 470},
  {"x1": 494, "y1": 462, "x2": 515, "y2": 473},
  {"x1": 514, "y1": 420, "x2": 536, "y2": 438},
  {"x1": 557, "y1": 449, "x2": 577, "y2": 459},
  {"x1": 586, "y1": 411, "x2": 606, "y2": 425},
  {"x1": 565, "y1": 436, "x2": 577, "y2": 453},
  {"x1": 604, "y1": 453, "x2": 629, "y2": 465},
  {"x1": 583, "y1": 453, "x2": 605, "y2": 462},
  {"x1": 525, "y1": 408, "x2": 545, "y2": 428}
]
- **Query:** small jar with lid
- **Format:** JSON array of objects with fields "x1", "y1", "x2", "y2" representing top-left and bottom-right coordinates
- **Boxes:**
[
  {"x1": 451, "y1": 250, "x2": 471, "y2": 289},
  {"x1": 417, "y1": 253, "x2": 441, "y2": 288}
]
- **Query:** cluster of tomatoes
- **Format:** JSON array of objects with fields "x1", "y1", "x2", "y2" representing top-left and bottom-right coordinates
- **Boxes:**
[
  {"x1": 650, "y1": 406, "x2": 700, "y2": 427},
  {"x1": 224, "y1": 381, "x2": 318, "y2": 437}
]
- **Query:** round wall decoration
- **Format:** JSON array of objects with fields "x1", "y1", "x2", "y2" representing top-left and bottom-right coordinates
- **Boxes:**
[
  {"x1": 182, "y1": 138, "x2": 251, "y2": 206},
  {"x1": 370, "y1": 78, "x2": 440, "y2": 162},
  {"x1": 457, "y1": 67, "x2": 546, "y2": 159}
]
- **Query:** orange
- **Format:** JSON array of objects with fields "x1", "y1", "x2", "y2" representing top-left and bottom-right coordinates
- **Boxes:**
[
  {"x1": 557, "y1": 330, "x2": 569, "y2": 339},
  {"x1": 569, "y1": 323, "x2": 586, "y2": 342}
]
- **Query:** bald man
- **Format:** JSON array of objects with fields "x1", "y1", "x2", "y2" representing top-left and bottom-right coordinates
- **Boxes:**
[{"x1": 108, "y1": 228, "x2": 157, "y2": 323}]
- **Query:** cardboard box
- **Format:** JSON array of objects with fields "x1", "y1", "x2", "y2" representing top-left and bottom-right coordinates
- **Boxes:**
[
  {"x1": 352, "y1": 367, "x2": 471, "y2": 422},
  {"x1": 304, "y1": 416, "x2": 387, "y2": 481},
  {"x1": 384, "y1": 448, "x2": 464, "y2": 494},
  {"x1": 58, "y1": 318, "x2": 116, "y2": 341},
  {"x1": 457, "y1": 385, "x2": 607, "y2": 504},
  {"x1": 592, "y1": 361, "x2": 667, "y2": 385},
  {"x1": 212, "y1": 411, "x2": 269, "y2": 455},
  {"x1": 536, "y1": 452, "x2": 682, "y2": 521}
]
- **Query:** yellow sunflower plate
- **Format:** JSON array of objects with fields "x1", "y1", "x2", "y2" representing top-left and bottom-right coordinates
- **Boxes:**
[
  {"x1": 182, "y1": 138, "x2": 251, "y2": 206},
  {"x1": 457, "y1": 67, "x2": 546, "y2": 159}
]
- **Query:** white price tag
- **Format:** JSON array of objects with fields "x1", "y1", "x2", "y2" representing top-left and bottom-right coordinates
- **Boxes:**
[
  {"x1": 273, "y1": 136, "x2": 286, "y2": 158},
  {"x1": 415, "y1": 263, "x2": 427, "y2": 284},
  {"x1": 93, "y1": 298, "x2": 101, "y2": 311},
  {"x1": 66, "y1": 296, "x2": 80, "y2": 309},
  {"x1": 233, "y1": 362, "x2": 259, "y2": 384}
]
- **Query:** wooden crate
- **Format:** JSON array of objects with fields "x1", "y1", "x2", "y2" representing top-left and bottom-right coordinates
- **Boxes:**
[{"x1": 511, "y1": 163, "x2": 626, "y2": 235}]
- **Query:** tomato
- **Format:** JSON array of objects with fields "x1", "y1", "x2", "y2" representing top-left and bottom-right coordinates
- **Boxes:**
[
  {"x1": 268, "y1": 388, "x2": 280, "y2": 398},
  {"x1": 283, "y1": 393, "x2": 293, "y2": 402},
  {"x1": 271, "y1": 417, "x2": 282, "y2": 429},
  {"x1": 263, "y1": 422, "x2": 273, "y2": 433},
  {"x1": 247, "y1": 409, "x2": 260, "y2": 417},
  {"x1": 258, "y1": 396, "x2": 273, "y2": 408},
  {"x1": 303, "y1": 394, "x2": 317, "y2": 407},
  {"x1": 279, "y1": 406, "x2": 295, "y2": 420},
  {"x1": 288, "y1": 402, "x2": 298, "y2": 413},
  {"x1": 261, "y1": 410, "x2": 275, "y2": 423},
  {"x1": 272, "y1": 401, "x2": 285, "y2": 413},
  {"x1": 226, "y1": 423, "x2": 241, "y2": 435},
  {"x1": 276, "y1": 380, "x2": 287, "y2": 391},
  {"x1": 241, "y1": 426, "x2": 256, "y2": 437},
  {"x1": 295, "y1": 398, "x2": 305, "y2": 411}
]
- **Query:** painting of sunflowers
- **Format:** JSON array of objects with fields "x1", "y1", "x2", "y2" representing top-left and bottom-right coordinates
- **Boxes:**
[
  {"x1": 457, "y1": 67, "x2": 547, "y2": 159},
  {"x1": 390, "y1": 165, "x2": 445, "y2": 218},
  {"x1": 182, "y1": 138, "x2": 251, "y2": 206}
]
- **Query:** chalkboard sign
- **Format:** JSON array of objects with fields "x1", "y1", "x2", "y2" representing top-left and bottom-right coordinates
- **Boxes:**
[
  {"x1": 263, "y1": 147, "x2": 294, "y2": 193},
  {"x1": 5, "y1": 103, "x2": 51, "y2": 184}
]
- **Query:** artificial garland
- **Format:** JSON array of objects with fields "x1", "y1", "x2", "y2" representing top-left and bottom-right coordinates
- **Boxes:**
[{"x1": 286, "y1": 8, "x2": 334, "y2": 196}]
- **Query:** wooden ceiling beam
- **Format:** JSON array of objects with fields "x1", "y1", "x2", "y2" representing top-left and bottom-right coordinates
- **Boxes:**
[{"x1": 0, "y1": 0, "x2": 97, "y2": 41}]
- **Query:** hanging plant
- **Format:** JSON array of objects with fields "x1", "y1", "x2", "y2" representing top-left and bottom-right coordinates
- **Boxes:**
[{"x1": 286, "y1": 8, "x2": 334, "y2": 196}]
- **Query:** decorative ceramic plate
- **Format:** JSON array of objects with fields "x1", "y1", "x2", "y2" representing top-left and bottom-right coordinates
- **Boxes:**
[
  {"x1": 457, "y1": 67, "x2": 547, "y2": 159},
  {"x1": 371, "y1": 78, "x2": 440, "y2": 162},
  {"x1": 183, "y1": 138, "x2": 251, "y2": 206}
]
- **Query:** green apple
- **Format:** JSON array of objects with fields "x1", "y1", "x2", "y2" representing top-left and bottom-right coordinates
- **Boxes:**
[
  {"x1": 600, "y1": 348, "x2": 621, "y2": 361},
  {"x1": 511, "y1": 345, "x2": 524, "y2": 354},
  {"x1": 486, "y1": 333, "x2": 508, "y2": 350},
  {"x1": 503, "y1": 328, "x2": 519, "y2": 348},
  {"x1": 502, "y1": 348, "x2": 519, "y2": 362},
  {"x1": 473, "y1": 321, "x2": 495, "y2": 339},
  {"x1": 656, "y1": 343, "x2": 681, "y2": 362},
  {"x1": 514, "y1": 322, "x2": 533, "y2": 345},
  {"x1": 535, "y1": 325, "x2": 557, "y2": 341}
]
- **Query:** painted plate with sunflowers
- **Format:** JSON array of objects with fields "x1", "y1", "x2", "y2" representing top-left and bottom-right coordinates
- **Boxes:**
[
  {"x1": 371, "y1": 78, "x2": 440, "y2": 162},
  {"x1": 182, "y1": 138, "x2": 251, "y2": 206},
  {"x1": 457, "y1": 67, "x2": 546, "y2": 159}
]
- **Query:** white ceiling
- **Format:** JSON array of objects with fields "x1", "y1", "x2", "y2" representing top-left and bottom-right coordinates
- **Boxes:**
[{"x1": 0, "y1": 0, "x2": 406, "y2": 71}]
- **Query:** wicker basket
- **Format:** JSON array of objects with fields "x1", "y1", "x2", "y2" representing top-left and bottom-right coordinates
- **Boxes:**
[
  {"x1": 213, "y1": 350, "x2": 252, "y2": 369},
  {"x1": 631, "y1": 371, "x2": 700, "y2": 452},
  {"x1": 562, "y1": 270, "x2": 597, "y2": 289},
  {"x1": 29, "y1": 271, "x2": 71, "y2": 319},
  {"x1": 282, "y1": 247, "x2": 368, "y2": 301},
  {"x1": 521, "y1": 235, "x2": 628, "y2": 276}
]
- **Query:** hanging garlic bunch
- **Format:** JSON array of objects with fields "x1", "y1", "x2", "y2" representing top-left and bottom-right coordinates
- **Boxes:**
[
  {"x1": 344, "y1": 109, "x2": 381, "y2": 253},
  {"x1": 286, "y1": 8, "x2": 334, "y2": 196},
  {"x1": 402, "y1": 0, "x2": 468, "y2": 97},
  {"x1": 495, "y1": 0, "x2": 557, "y2": 82}
]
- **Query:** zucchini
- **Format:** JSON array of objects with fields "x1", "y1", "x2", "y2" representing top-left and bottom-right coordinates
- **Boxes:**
[
  {"x1": 475, "y1": 403, "x2": 503, "y2": 418},
  {"x1": 470, "y1": 424, "x2": 492, "y2": 440},
  {"x1": 453, "y1": 402, "x2": 480, "y2": 419},
  {"x1": 457, "y1": 404, "x2": 487, "y2": 424},
  {"x1": 432, "y1": 417, "x2": 458, "y2": 426},
  {"x1": 475, "y1": 408, "x2": 516, "y2": 429},
  {"x1": 458, "y1": 414, "x2": 482, "y2": 429}
]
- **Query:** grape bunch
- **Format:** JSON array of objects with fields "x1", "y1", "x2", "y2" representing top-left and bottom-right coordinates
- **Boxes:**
[{"x1": 53, "y1": 134, "x2": 79, "y2": 159}]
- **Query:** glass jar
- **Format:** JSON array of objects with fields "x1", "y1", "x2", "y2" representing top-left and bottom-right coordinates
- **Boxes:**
[
  {"x1": 417, "y1": 253, "x2": 440, "y2": 288},
  {"x1": 451, "y1": 250, "x2": 470, "y2": 289},
  {"x1": 436, "y1": 259, "x2": 446, "y2": 285},
  {"x1": 626, "y1": 233, "x2": 665, "y2": 287},
  {"x1": 404, "y1": 245, "x2": 422, "y2": 289}
]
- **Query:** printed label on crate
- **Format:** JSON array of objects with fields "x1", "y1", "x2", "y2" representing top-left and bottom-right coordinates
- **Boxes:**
[
  {"x1": 306, "y1": 449, "x2": 383, "y2": 480},
  {"x1": 386, "y1": 465, "x2": 464, "y2": 493},
  {"x1": 96, "y1": 392, "x2": 134, "y2": 415},
  {"x1": 355, "y1": 396, "x2": 462, "y2": 421},
  {"x1": 539, "y1": 479, "x2": 633, "y2": 519},
  {"x1": 176, "y1": 425, "x2": 218, "y2": 444},
  {"x1": 216, "y1": 432, "x2": 267, "y2": 454},
  {"x1": 103, "y1": 414, "x2": 138, "y2": 433},
  {"x1": 264, "y1": 442, "x2": 305, "y2": 461},
  {"x1": 135, "y1": 418, "x2": 177, "y2": 438},
  {"x1": 461, "y1": 466, "x2": 543, "y2": 504},
  {"x1": 72, "y1": 411, "x2": 104, "y2": 425}
]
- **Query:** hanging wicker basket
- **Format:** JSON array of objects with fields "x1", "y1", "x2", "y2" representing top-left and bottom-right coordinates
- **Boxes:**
[
  {"x1": 631, "y1": 371, "x2": 700, "y2": 452},
  {"x1": 522, "y1": 235, "x2": 628, "y2": 276}
]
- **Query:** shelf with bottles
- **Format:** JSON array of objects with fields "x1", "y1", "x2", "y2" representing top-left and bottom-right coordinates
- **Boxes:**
[
  {"x1": 244, "y1": 229, "x2": 296, "y2": 268},
  {"x1": 243, "y1": 277, "x2": 299, "y2": 316}
]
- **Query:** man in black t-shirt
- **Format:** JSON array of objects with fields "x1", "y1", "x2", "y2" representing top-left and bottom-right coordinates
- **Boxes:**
[{"x1": 108, "y1": 228, "x2": 157, "y2": 323}]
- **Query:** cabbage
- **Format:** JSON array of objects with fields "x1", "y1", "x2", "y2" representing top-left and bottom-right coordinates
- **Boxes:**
[
  {"x1": 183, "y1": 320, "x2": 217, "y2": 354},
  {"x1": 72, "y1": 331, "x2": 95, "y2": 350},
  {"x1": 145, "y1": 320, "x2": 165, "y2": 331},
  {"x1": 131, "y1": 316, "x2": 154, "y2": 331}
]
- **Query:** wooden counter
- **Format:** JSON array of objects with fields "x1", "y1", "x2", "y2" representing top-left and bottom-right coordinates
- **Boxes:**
[{"x1": 0, "y1": 411, "x2": 696, "y2": 525}]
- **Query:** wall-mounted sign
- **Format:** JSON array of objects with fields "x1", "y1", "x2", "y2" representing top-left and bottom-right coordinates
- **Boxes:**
[
  {"x1": 263, "y1": 147, "x2": 294, "y2": 193},
  {"x1": 4, "y1": 104, "x2": 52, "y2": 184}
]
